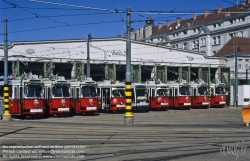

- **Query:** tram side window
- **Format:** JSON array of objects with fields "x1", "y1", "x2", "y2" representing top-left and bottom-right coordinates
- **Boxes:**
[
  {"x1": 48, "y1": 88, "x2": 51, "y2": 101},
  {"x1": 76, "y1": 88, "x2": 79, "y2": 98},
  {"x1": 132, "y1": 89, "x2": 135, "y2": 103},
  {"x1": 14, "y1": 87, "x2": 17, "y2": 99},
  {"x1": 97, "y1": 88, "x2": 100, "y2": 97},
  {"x1": 152, "y1": 89, "x2": 155, "y2": 97},
  {"x1": 175, "y1": 88, "x2": 178, "y2": 96}
]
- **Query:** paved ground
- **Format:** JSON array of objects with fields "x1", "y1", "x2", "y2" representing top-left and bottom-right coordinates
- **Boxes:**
[{"x1": 0, "y1": 107, "x2": 249, "y2": 161}]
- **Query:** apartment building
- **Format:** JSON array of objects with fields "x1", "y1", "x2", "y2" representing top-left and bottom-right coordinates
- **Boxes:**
[{"x1": 134, "y1": 0, "x2": 250, "y2": 57}]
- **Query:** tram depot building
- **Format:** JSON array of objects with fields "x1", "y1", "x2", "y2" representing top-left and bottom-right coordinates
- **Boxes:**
[{"x1": 0, "y1": 38, "x2": 232, "y2": 106}]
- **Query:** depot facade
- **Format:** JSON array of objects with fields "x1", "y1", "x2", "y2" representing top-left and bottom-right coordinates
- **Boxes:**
[{"x1": 0, "y1": 38, "x2": 228, "y2": 83}]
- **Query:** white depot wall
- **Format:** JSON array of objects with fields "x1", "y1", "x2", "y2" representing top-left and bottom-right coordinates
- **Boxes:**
[{"x1": 0, "y1": 38, "x2": 226, "y2": 68}]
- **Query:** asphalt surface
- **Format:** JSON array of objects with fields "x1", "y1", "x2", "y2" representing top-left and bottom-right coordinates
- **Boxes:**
[{"x1": 0, "y1": 107, "x2": 249, "y2": 161}]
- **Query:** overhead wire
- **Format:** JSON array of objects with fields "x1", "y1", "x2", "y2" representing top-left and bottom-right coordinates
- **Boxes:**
[
  {"x1": 3, "y1": 0, "x2": 69, "y2": 26},
  {"x1": 28, "y1": 0, "x2": 125, "y2": 13}
]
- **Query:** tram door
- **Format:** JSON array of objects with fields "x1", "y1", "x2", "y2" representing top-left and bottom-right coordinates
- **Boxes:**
[{"x1": 101, "y1": 88, "x2": 110, "y2": 110}]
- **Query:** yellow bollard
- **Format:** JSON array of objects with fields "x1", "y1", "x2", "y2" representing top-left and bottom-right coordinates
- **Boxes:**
[{"x1": 3, "y1": 85, "x2": 11, "y2": 121}]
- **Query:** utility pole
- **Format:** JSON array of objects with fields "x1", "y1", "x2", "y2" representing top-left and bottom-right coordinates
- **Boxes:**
[
  {"x1": 124, "y1": 8, "x2": 134, "y2": 125},
  {"x1": 234, "y1": 44, "x2": 238, "y2": 108},
  {"x1": 87, "y1": 33, "x2": 91, "y2": 77},
  {"x1": 3, "y1": 19, "x2": 11, "y2": 121}
]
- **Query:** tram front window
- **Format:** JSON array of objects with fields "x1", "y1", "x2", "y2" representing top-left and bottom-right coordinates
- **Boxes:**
[
  {"x1": 179, "y1": 87, "x2": 191, "y2": 95},
  {"x1": 25, "y1": 85, "x2": 43, "y2": 98},
  {"x1": 52, "y1": 85, "x2": 70, "y2": 97},
  {"x1": 215, "y1": 87, "x2": 225, "y2": 94},
  {"x1": 112, "y1": 89, "x2": 125, "y2": 97},
  {"x1": 82, "y1": 86, "x2": 97, "y2": 97},
  {"x1": 157, "y1": 89, "x2": 168, "y2": 96},
  {"x1": 198, "y1": 86, "x2": 208, "y2": 95}
]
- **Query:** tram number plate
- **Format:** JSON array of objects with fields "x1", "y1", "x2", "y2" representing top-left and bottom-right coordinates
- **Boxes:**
[
  {"x1": 116, "y1": 105, "x2": 125, "y2": 108},
  {"x1": 184, "y1": 103, "x2": 191, "y2": 105},
  {"x1": 86, "y1": 107, "x2": 97, "y2": 110},
  {"x1": 58, "y1": 108, "x2": 69, "y2": 111},
  {"x1": 161, "y1": 103, "x2": 168, "y2": 106},
  {"x1": 30, "y1": 109, "x2": 43, "y2": 112},
  {"x1": 219, "y1": 102, "x2": 226, "y2": 104},
  {"x1": 202, "y1": 102, "x2": 209, "y2": 105}
]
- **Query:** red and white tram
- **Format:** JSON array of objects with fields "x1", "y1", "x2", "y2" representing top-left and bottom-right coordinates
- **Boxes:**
[
  {"x1": 146, "y1": 79, "x2": 170, "y2": 110},
  {"x1": 43, "y1": 74, "x2": 71, "y2": 116},
  {"x1": 190, "y1": 79, "x2": 209, "y2": 108},
  {"x1": 210, "y1": 79, "x2": 227, "y2": 108},
  {"x1": 167, "y1": 79, "x2": 192, "y2": 109},
  {"x1": 131, "y1": 83, "x2": 150, "y2": 112},
  {"x1": 70, "y1": 77, "x2": 99, "y2": 114},
  {"x1": 97, "y1": 79, "x2": 126, "y2": 113},
  {"x1": 0, "y1": 72, "x2": 45, "y2": 117}
]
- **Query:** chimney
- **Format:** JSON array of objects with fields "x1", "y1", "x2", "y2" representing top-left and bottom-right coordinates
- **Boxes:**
[
  {"x1": 176, "y1": 17, "x2": 181, "y2": 24},
  {"x1": 158, "y1": 22, "x2": 163, "y2": 30},
  {"x1": 117, "y1": 34, "x2": 121, "y2": 38},
  {"x1": 193, "y1": 12, "x2": 196, "y2": 20},
  {"x1": 217, "y1": 5, "x2": 222, "y2": 13},
  {"x1": 225, "y1": 12, "x2": 230, "y2": 17},
  {"x1": 124, "y1": 33, "x2": 127, "y2": 39},
  {"x1": 204, "y1": 9, "x2": 209, "y2": 18},
  {"x1": 167, "y1": 20, "x2": 171, "y2": 27}
]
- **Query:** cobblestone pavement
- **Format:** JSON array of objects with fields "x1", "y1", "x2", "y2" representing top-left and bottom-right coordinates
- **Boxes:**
[{"x1": 0, "y1": 107, "x2": 249, "y2": 161}]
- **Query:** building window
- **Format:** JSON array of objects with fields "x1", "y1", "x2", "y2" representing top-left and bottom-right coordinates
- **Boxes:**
[
  {"x1": 212, "y1": 36, "x2": 220, "y2": 45},
  {"x1": 213, "y1": 51, "x2": 217, "y2": 55},
  {"x1": 213, "y1": 23, "x2": 221, "y2": 28},
  {"x1": 230, "y1": 19, "x2": 236, "y2": 24},
  {"x1": 238, "y1": 59, "x2": 243, "y2": 68},
  {"x1": 245, "y1": 59, "x2": 250, "y2": 69},
  {"x1": 201, "y1": 38, "x2": 206, "y2": 46},
  {"x1": 183, "y1": 43, "x2": 187, "y2": 50},
  {"x1": 192, "y1": 40, "x2": 198, "y2": 49},
  {"x1": 229, "y1": 33, "x2": 235, "y2": 38},
  {"x1": 183, "y1": 31, "x2": 187, "y2": 35},
  {"x1": 193, "y1": 29, "x2": 196, "y2": 33},
  {"x1": 240, "y1": 17, "x2": 245, "y2": 22},
  {"x1": 239, "y1": 31, "x2": 243, "y2": 37},
  {"x1": 213, "y1": 37, "x2": 216, "y2": 45},
  {"x1": 217, "y1": 36, "x2": 221, "y2": 44}
]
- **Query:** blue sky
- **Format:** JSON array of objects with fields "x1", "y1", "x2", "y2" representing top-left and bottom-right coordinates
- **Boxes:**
[{"x1": 0, "y1": 0, "x2": 237, "y2": 44}]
